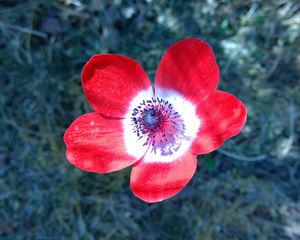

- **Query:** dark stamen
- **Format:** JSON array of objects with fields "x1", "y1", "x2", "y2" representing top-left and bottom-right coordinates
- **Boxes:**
[{"x1": 131, "y1": 96, "x2": 186, "y2": 151}]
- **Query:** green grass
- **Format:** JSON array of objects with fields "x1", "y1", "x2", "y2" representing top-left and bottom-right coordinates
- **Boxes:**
[{"x1": 0, "y1": 0, "x2": 299, "y2": 239}]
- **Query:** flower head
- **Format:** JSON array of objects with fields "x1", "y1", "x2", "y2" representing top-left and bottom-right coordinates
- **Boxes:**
[{"x1": 64, "y1": 38, "x2": 247, "y2": 203}]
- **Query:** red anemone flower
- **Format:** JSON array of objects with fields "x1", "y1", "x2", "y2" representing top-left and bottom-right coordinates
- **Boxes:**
[{"x1": 64, "y1": 38, "x2": 246, "y2": 203}]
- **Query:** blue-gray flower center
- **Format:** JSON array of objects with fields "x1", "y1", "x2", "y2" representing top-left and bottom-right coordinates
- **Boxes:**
[
  {"x1": 131, "y1": 97, "x2": 186, "y2": 149},
  {"x1": 142, "y1": 109, "x2": 162, "y2": 130}
]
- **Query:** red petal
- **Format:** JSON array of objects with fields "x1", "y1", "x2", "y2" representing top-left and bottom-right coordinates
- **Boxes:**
[
  {"x1": 190, "y1": 91, "x2": 247, "y2": 154},
  {"x1": 130, "y1": 151, "x2": 197, "y2": 203},
  {"x1": 64, "y1": 113, "x2": 140, "y2": 173},
  {"x1": 82, "y1": 54, "x2": 152, "y2": 118},
  {"x1": 155, "y1": 38, "x2": 219, "y2": 102}
]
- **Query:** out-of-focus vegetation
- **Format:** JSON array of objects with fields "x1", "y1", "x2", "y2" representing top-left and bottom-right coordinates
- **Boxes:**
[{"x1": 0, "y1": 0, "x2": 299, "y2": 239}]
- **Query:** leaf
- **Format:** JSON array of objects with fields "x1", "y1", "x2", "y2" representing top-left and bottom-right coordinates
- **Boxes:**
[{"x1": 204, "y1": 155, "x2": 216, "y2": 173}]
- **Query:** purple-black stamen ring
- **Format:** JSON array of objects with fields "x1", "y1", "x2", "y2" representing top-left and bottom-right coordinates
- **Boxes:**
[{"x1": 131, "y1": 97, "x2": 186, "y2": 148}]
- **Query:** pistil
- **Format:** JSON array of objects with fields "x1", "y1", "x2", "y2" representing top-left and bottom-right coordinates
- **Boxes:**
[{"x1": 131, "y1": 97, "x2": 185, "y2": 151}]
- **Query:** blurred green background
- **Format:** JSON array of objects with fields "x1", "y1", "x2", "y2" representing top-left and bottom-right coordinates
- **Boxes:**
[{"x1": 0, "y1": 0, "x2": 299, "y2": 239}]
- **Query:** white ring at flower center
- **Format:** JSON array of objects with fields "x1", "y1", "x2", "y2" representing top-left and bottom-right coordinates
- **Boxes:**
[{"x1": 123, "y1": 87, "x2": 201, "y2": 163}]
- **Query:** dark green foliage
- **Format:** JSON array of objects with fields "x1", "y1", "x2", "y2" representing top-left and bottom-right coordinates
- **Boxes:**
[{"x1": 0, "y1": 0, "x2": 299, "y2": 239}]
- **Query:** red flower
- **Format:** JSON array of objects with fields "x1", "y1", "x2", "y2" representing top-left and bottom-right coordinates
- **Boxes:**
[{"x1": 64, "y1": 38, "x2": 247, "y2": 203}]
